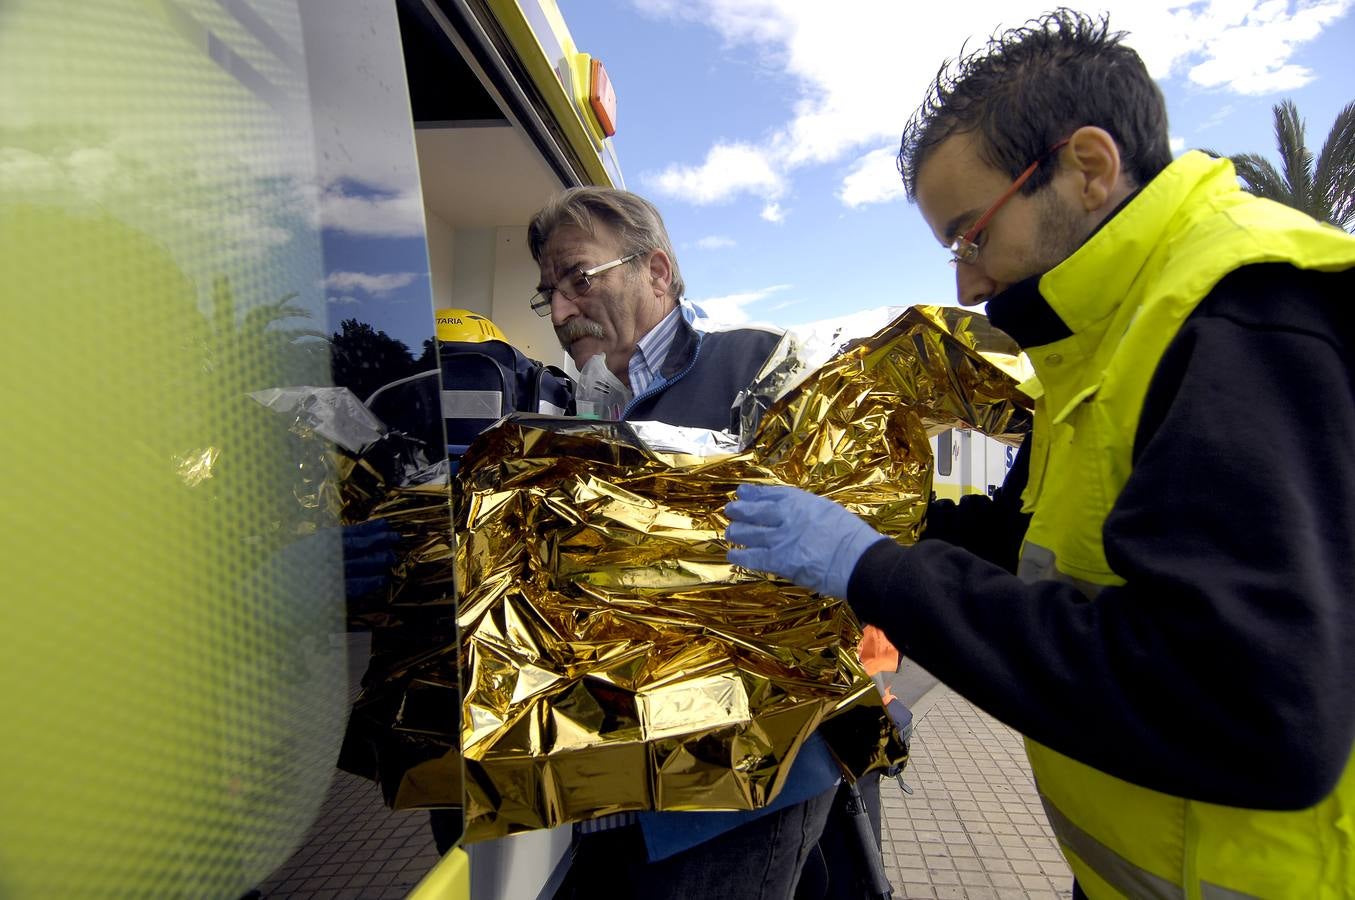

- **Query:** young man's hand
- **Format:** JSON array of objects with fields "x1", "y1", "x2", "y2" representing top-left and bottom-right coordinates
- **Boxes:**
[{"x1": 725, "y1": 485, "x2": 888, "y2": 599}]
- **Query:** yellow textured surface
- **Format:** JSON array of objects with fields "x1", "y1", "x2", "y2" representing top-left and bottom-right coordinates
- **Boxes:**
[{"x1": 0, "y1": 1, "x2": 345, "y2": 896}]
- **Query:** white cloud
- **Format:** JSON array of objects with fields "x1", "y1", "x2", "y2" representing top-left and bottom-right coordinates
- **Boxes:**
[
  {"x1": 1197, "y1": 103, "x2": 1237, "y2": 132},
  {"x1": 636, "y1": 0, "x2": 1354, "y2": 209},
  {"x1": 695, "y1": 235, "x2": 737, "y2": 249},
  {"x1": 648, "y1": 141, "x2": 784, "y2": 205},
  {"x1": 1191, "y1": 60, "x2": 1312, "y2": 95},
  {"x1": 839, "y1": 147, "x2": 905, "y2": 208},
  {"x1": 327, "y1": 295, "x2": 360, "y2": 305},
  {"x1": 323, "y1": 271, "x2": 419, "y2": 295},
  {"x1": 1128, "y1": 0, "x2": 1352, "y2": 94},
  {"x1": 760, "y1": 201, "x2": 786, "y2": 223},
  {"x1": 1170, "y1": 136, "x2": 1186, "y2": 154},
  {"x1": 690, "y1": 283, "x2": 792, "y2": 325},
  {"x1": 320, "y1": 186, "x2": 426, "y2": 237}
]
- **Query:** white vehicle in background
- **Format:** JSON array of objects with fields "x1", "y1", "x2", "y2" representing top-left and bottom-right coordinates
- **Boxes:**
[
  {"x1": 930, "y1": 428, "x2": 1018, "y2": 501},
  {"x1": 782, "y1": 307, "x2": 1023, "y2": 503}
]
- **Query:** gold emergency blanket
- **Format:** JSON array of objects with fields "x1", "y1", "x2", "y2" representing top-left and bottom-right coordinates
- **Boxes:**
[{"x1": 342, "y1": 305, "x2": 1032, "y2": 842}]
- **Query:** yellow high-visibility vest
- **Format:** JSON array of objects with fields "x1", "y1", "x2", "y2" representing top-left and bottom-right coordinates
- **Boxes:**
[{"x1": 1015, "y1": 151, "x2": 1355, "y2": 899}]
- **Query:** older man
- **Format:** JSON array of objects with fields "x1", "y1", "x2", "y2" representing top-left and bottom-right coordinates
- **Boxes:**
[
  {"x1": 529, "y1": 187, "x2": 780, "y2": 430},
  {"x1": 726, "y1": 10, "x2": 1355, "y2": 899},
  {"x1": 527, "y1": 187, "x2": 843, "y2": 900}
]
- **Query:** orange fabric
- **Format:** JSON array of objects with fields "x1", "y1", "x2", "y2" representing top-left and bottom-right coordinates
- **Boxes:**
[{"x1": 858, "y1": 625, "x2": 901, "y2": 704}]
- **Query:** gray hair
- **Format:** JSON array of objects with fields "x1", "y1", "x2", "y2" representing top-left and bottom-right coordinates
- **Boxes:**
[{"x1": 527, "y1": 187, "x2": 684, "y2": 302}]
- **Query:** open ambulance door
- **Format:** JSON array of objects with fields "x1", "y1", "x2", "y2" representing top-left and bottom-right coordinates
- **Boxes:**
[{"x1": 2, "y1": 0, "x2": 619, "y2": 898}]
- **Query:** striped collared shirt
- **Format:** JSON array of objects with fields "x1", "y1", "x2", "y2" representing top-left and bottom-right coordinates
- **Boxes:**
[{"x1": 627, "y1": 306, "x2": 683, "y2": 397}]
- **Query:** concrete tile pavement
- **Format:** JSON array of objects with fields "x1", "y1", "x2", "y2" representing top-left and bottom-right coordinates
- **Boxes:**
[
  {"x1": 258, "y1": 675, "x2": 1071, "y2": 899},
  {"x1": 257, "y1": 634, "x2": 441, "y2": 899},
  {"x1": 880, "y1": 688, "x2": 1073, "y2": 900},
  {"x1": 255, "y1": 767, "x2": 440, "y2": 899}
]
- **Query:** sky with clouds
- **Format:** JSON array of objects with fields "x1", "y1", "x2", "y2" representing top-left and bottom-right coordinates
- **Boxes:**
[{"x1": 556, "y1": 0, "x2": 1355, "y2": 329}]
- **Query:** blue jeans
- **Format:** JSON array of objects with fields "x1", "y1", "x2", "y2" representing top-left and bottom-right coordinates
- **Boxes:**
[{"x1": 555, "y1": 785, "x2": 837, "y2": 900}]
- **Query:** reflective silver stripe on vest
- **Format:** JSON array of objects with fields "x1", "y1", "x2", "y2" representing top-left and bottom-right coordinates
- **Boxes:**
[
  {"x1": 1039, "y1": 796, "x2": 1183, "y2": 899},
  {"x1": 1040, "y1": 796, "x2": 1261, "y2": 900},
  {"x1": 1017, "y1": 542, "x2": 1103, "y2": 599},
  {"x1": 441, "y1": 389, "x2": 503, "y2": 419}
]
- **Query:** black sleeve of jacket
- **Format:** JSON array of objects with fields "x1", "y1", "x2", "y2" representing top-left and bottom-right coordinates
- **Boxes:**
[
  {"x1": 847, "y1": 265, "x2": 1355, "y2": 810},
  {"x1": 919, "y1": 433, "x2": 1032, "y2": 573}
]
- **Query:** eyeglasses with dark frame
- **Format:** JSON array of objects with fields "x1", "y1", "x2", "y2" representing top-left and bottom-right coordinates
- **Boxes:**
[
  {"x1": 529, "y1": 253, "x2": 642, "y2": 317},
  {"x1": 948, "y1": 139, "x2": 1071, "y2": 267}
]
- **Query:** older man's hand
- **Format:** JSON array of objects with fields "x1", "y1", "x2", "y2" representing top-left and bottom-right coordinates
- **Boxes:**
[{"x1": 724, "y1": 484, "x2": 888, "y2": 599}]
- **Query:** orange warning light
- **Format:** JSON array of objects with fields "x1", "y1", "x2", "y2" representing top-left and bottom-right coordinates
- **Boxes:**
[{"x1": 589, "y1": 58, "x2": 617, "y2": 137}]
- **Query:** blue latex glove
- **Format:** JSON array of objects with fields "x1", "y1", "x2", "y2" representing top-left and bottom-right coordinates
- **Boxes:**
[
  {"x1": 725, "y1": 484, "x2": 887, "y2": 599},
  {"x1": 342, "y1": 518, "x2": 400, "y2": 598}
]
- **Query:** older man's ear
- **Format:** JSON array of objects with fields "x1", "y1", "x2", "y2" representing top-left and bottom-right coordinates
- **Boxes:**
[{"x1": 646, "y1": 249, "x2": 674, "y2": 302}]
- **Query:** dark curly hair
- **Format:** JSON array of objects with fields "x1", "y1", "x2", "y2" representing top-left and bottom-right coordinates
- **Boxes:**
[{"x1": 898, "y1": 9, "x2": 1171, "y2": 199}]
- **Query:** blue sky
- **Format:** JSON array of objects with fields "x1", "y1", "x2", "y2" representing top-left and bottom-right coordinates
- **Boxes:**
[{"x1": 555, "y1": 0, "x2": 1355, "y2": 330}]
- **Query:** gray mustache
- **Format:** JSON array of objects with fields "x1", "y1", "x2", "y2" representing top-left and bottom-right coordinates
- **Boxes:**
[{"x1": 556, "y1": 319, "x2": 606, "y2": 346}]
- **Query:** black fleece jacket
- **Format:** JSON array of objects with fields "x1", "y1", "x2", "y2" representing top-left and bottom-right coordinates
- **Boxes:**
[
  {"x1": 848, "y1": 262, "x2": 1355, "y2": 811},
  {"x1": 624, "y1": 313, "x2": 782, "y2": 431}
]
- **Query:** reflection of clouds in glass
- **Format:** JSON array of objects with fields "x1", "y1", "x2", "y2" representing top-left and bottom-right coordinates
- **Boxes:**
[
  {"x1": 320, "y1": 184, "x2": 425, "y2": 237},
  {"x1": 173, "y1": 206, "x2": 294, "y2": 261},
  {"x1": 299, "y1": 0, "x2": 421, "y2": 196},
  {"x1": 323, "y1": 271, "x2": 420, "y2": 295},
  {"x1": 0, "y1": 148, "x2": 60, "y2": 191},
  {"x1": 1, "y1": 0, "x2": 331, "y2": 350},
  {"x1": 66, "y1": 147, "x2": 122, "y2": 195},
  {"x1": 0, "y1": 138, "x2": 307, "y2": 269}
]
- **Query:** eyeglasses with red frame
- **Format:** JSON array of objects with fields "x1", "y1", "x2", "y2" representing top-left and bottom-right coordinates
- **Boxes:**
[{"x1": 948, "y1": 139, "x2": 1071, "y2": 267}]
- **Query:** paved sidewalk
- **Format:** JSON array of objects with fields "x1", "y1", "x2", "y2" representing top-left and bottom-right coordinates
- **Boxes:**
[
  {"x1": 880, "y1": 689, "x2": 1072, "y2": 900},
  {"x1": 256, "y1": 768, "x2": 439, "y2": 899},
  {"x1": 259, "y1": 681, "x2": 1072, "y2": 899}
]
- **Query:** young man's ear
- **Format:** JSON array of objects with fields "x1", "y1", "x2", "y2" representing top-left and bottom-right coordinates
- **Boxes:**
[
  {"x1": 647, "y1": 249, "x2": 674, "y2": 301},
  {"x1": 1064, "y1": 126, "x2": 1127, "y2": 214}
]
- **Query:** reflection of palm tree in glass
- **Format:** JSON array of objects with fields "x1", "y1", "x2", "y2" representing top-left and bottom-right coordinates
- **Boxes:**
[
  {"x1": 327, "y1": 317, "x2": 420, "y2": 402},
  {"x1": 204, "y1": 275, "x2": 331, "y2": 394},
  {"x1": 1212, "y1": 99, "x2": 1355, "y2": 232},
  {"x1": 192, "y1": 274, "x2": 340, "y2": 540},
  {"x1": 3, "y1": 205, "x2": 344, "y2": 898}
]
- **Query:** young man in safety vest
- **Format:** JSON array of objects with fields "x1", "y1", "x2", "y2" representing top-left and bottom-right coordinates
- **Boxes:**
[{"x1": 724, "y1": 10, "x2": 1355, "y2": 898}]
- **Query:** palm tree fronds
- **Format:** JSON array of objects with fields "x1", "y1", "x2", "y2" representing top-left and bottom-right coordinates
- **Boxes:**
[
  {"x1": 1273, "y1": 100, "x2": 1315, "y2": 209},
  {"x1": 1313, "y1": 100, "x2": 1355, "y2": 230},
  {"x1": 1227, "y1": 98, "x2": 1354, "y2": 232},
  {"x1": 1228, "y1": 153, "x2": 1290, "y2": 204}
]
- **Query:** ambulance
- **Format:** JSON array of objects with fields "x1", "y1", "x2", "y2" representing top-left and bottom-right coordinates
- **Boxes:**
[{"x1": 930, "y1": 429, "x2": 1019, "y2": 501}]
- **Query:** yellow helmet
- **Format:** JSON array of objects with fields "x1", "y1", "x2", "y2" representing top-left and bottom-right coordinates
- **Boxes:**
[{"x1": 435, "y1": 308, "x2": 507, "y2": 343}]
